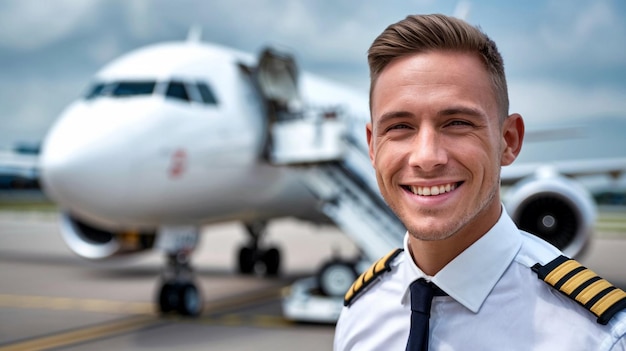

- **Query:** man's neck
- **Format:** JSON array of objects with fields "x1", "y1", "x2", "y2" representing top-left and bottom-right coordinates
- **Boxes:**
[{"x1": 408, "y1": 205, "x2": 502, "y2": 276}]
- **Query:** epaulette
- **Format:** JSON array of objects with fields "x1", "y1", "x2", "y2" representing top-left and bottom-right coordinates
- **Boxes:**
[
  {"x1": 532, "y1": 255, "x2": 626, "y2": 325},
  {"x1": 344, "y1": 248, "x2": 403, "y2": 307}
]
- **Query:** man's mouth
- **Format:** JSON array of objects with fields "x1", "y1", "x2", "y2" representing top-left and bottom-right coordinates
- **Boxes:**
[{"x1": 402, "y1": 182, "x2": 462, "y2": 196}]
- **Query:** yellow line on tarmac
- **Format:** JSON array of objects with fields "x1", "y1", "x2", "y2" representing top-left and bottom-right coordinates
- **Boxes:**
[
  {"x1": 0, "y1": 294, "x2": 154, "y2": 315},
  {"x1": 201, "y1": 285, "x2": 284, "y2": 315},
  {"x1": 251, "y1": 314, "x2": 294, "y2": 328},
  {"x1": 0, "y1": 285, "x2": 290, "y2": 350},
  {"x1": 0, "y1": 285, "x2": 284, "y2": 318},
  {"x1": 0, "y1": 315, "x2": 157, "y2": 351},
  {"x1": 194, "y1": 313, "x2": 294, "y2": 328}
]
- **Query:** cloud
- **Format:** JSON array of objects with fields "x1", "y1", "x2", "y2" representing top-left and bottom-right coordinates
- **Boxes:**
[
  {"x1": 0, "y1": 77, "x2": 84, "y2": 145},
  {"x1": 84, "y1": 33, "x2": 125, "y2": 65},
  {"x1": 0, "y1": 0, "x2": 624, "y2": 150},
  {"x1": 0, "y1": 0, "x2": 102, "y2": 51},
  {"x1": 514, "y1": 0, "x2": 626, "y2": 70},
  {"x1": 509, "y1": 79, "x2": 626, "y2": 122},
  {"x1": 540, "y1": 0, "x2": 624, "y2": 58},
  {"x1": 123, "y1": 0, "x2": 154, "y2": 40}
]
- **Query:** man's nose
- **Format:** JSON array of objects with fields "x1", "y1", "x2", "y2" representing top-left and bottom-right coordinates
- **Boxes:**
[{"x1": 407, "y1": 127, "x2": 448, "y2": 171}]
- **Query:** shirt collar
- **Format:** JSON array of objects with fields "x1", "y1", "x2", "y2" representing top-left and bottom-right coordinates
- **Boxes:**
[{"x1": 399, "y1": 206, "x2": 522, "y2": 313}]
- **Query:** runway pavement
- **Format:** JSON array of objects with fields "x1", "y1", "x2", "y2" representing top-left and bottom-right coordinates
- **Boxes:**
[
  {"x1": 0, "y1": 212, "x2": 359, "y2": 351},
  {"x1": 0, "y1": 210, "x2": 624, "y2": 350}
]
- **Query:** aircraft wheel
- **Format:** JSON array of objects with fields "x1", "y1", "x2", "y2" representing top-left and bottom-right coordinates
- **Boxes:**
[
  {"x1": 177, "y1": 282, "x2": 203, "y2": 317},
  {"x1": 238, "y1": 246, "x2": 255, "y2": 274},
  {"x1": 262, "y1": 247, "x2": 281, "y2": 276},
  {"x1": 158, "y1": 281, "x2": 179, "y2": 314},
  {"x1": 317, "y1": 260, "x2": 357, "y2": 297}
]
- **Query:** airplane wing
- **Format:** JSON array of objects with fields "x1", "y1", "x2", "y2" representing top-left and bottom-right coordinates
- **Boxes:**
[
  {"x1": 0, "y1": 150, "x2": 40, "y2": 189},
  {"x1": 502, "y1": 157, "x2": 626, "y2": 185}
]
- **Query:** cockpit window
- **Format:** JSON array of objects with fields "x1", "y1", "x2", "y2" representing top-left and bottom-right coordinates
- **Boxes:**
[
  {"x1": 85, "y1": 81, "x2": 155, "y2": 100},
  {"x1": 197, "y1": 82, "x2": 218, "y2": 105},
  {"x1": 84, "y1": 79, "x2": 219, "y2": 107},
  {"x1": 165, "y1": 81, "x2": 190, "y2": 102},
  {"x1": 85, "y1": 83, "x2": 106, "y2": 100},
  {"x1": 112, "y1": 82, "x2": 156, "y2": 97}
]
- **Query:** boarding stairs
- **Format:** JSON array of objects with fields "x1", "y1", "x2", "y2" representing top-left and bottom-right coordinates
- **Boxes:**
[
  {"x1": 253, "y1": 47, "x2": 405, "y2": 265},
  {"x1": 250, "y1": 46, "x2": 406, "y2": 322},
  {"x1": 268, "y1": 111, "x2": 406, "y2": 263}
]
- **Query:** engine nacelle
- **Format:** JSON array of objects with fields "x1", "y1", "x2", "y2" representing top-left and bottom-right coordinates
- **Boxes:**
[
  {"x1": 504, "y1": 167, "x2": 596, "y2": 258},
  {"x1": 59, "y1": 212, "x2": 156, "y2": 260}
]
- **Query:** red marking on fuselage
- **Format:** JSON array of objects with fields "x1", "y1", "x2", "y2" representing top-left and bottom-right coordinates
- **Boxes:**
[{"x1": 169, "y1": 149, "x2": 187, "y2": 179}]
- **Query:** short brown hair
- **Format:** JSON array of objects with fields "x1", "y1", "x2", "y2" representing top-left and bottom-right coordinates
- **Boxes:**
[{"x1": 368, "y1": 14, "x2": 509, "y2": 120}]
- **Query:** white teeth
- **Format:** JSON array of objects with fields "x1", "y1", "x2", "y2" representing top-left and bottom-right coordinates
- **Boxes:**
[{"x1": 409, "y1": 183, "x2": 457, "y2": 196}]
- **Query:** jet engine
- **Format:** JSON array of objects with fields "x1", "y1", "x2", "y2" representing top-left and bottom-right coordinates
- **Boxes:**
[
  {"x1": 59, "y1": 212, "x2": 156, "y2": 260},
  {"x1": 504, "y1": 167, "x2": 596, "y2": 258}
]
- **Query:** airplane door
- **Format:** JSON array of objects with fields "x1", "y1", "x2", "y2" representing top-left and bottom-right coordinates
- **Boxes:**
[{"x1": 255, "y1": 48, "x2": 302, "y2": 118}]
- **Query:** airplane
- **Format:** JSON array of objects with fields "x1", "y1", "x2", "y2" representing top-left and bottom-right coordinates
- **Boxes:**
[
  {"x1": 38, "y1": 32, "x2": 626, "y2": 321},
  {"x1": 0, "y1": 147, "x2": 40, "y2": 190}
]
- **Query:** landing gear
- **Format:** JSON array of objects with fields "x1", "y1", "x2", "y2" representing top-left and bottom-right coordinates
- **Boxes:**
[
  {"x1": 237, "y1": 221, "x2": 281, "y2": 276},
  {"x1": 157, "y1": 252, "x2": 203, "y2": 316},
  {"x1": 158, "y1": 281, "x2": 202, "y2": 316},
  {"x1": 317, "y1": 259, "x2": 358, "y2": 297},
  {"x1": 155, "y1": 225, "x2": 203, "y2": 317}
]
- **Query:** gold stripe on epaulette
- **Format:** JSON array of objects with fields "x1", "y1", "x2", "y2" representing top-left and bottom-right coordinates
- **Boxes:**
[
  {"x1": 544, "y1": 260, "x2": 581, "y2": 286},
  {"x1": 344, "y1": 248, "x2": 403, "y2": 307},
  {"x1": 560, "y1": 269, "x2": 596, "y2": 295},
  {"x1": 592, "y1": 288, "x2": 626, "y2": 316},
  {"x1": 362, "y1": 264, "x2": 376, "y2": 283},
  {"x1": 533, "y1": 255, "x2": 626, "y2": 325}
]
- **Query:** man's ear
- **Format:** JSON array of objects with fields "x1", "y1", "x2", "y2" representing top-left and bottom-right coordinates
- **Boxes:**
[
  {"x1": 501, "y1": 113, "x2": 524, "y2": 166},
  {"x1": 366, "y1": 122, "x2": 375, "y2": 165}
]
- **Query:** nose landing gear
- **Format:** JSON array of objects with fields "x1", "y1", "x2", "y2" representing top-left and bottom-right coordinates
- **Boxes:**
[
  {"x1": 157, "y1": 252, "x2": 203, "y2": 316},
  {"x1": 155, "y1": 225, "x2": 203, "y2": 317}
]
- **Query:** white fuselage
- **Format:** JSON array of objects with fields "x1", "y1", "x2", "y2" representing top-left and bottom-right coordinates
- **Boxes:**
[{"x1": 40, "y1": 41, "x2": 371, "y2": 231}]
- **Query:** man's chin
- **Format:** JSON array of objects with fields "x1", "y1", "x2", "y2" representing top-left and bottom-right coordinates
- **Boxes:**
[{"x1": 406, "y1": 223, "x2": 460, "y2": 242}]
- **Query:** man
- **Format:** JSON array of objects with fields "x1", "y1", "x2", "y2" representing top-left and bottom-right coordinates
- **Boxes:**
[{"x1": 334, "y1": 14, "x2": 626, "y2": 350}]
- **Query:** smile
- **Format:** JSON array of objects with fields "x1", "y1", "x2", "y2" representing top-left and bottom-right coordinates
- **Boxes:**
[{"x1": 403, "y1": 182, "x2": 461, "y2": 196}]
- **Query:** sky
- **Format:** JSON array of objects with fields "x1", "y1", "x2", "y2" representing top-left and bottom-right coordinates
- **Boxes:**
[{"x1": 0, "y1": 0, "x2": 625, "y2": 151}]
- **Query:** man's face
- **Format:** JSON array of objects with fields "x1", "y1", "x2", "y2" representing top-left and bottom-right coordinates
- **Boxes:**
[{"x1": 367, "y1": 50, "x2": 522, "y2": 242}]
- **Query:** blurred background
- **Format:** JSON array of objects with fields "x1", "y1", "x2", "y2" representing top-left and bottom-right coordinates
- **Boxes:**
[
  {"x1": 1, "y1": 0, "x2": 626, "y2": 199},
  {"x1": 0, "y1": 0, "x2": 625, "y2": 147},
  {"x1": 0, "y1": 1, "x2": 625, "y2": 349}
]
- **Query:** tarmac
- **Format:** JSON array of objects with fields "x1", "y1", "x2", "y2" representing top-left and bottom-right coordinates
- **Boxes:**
[{"x1": 0, "y1": 209, "x2": 624, "y2": 350}]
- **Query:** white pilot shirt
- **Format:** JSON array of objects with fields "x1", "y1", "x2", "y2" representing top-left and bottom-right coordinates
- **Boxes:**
[{"x1": 334, "y1": 208, "x2": 626, "y2": 350}]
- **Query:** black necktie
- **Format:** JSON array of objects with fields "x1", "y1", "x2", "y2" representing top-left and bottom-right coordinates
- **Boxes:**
[{"x1": 406, "y1": 279, "x2": 444, "y2": 351}]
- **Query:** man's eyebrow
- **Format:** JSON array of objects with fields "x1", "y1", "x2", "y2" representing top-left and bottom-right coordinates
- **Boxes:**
[
  {"x1": 439, "y1": 106, "x2": 485, "y2": 118},
  {"x1": 375, "y1": 106, "x2": 485, "y2": 125},
  {"x1": 375, "y1": 111, "x2": 414, "y2": 126}
]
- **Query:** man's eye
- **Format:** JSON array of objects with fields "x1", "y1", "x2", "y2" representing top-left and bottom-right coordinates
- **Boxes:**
[
  {"x1": 448, "y1": 120, "x2": 472, "y2": 127},
  {"x1": 388, "y1": 124, "x2": 410, "y2": 130}
]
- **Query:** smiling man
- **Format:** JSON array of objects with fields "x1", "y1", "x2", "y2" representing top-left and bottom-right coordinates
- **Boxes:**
[{"x1": 334, "y1": 14, "x2": 626, "y2": 351}]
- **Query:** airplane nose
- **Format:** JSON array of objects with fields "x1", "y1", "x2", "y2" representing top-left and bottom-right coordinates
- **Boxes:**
[{"x1": 40, "y1": 101, "x2": 134, "y2": 219}]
